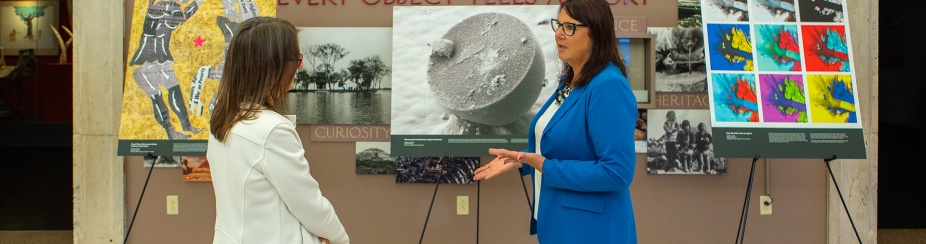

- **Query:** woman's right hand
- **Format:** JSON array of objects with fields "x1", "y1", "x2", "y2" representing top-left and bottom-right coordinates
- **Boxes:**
[{"x1": 473, "y1": 156, "x2": 520, "y2": 181}]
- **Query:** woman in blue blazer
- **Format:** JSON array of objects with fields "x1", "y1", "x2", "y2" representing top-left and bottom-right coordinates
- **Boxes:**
[{"x1": 473, "y1": 0, "x2": 638, "y2": 243}]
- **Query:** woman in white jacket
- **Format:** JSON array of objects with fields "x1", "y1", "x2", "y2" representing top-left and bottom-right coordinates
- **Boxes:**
[{"x1": 207, "y1": 17, "x2": 349, "y2": 244}]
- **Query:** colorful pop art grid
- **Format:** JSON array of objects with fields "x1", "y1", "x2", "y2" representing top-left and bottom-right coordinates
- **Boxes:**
[{"x1": 700, "y1": 0, "x2": 861, "y2": 127}]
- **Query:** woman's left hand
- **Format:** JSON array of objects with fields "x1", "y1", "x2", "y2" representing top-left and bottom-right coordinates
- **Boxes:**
[
  {"x1": 489, "y1": 148, "x2": 544, "y2": 171},
  {"x1": 473, "y1": 156, "x2": 520, "y2": 181}
]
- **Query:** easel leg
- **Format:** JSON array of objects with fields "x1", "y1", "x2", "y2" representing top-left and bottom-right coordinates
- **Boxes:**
[
  {"x1": 419, "y1": 157, "x2": 446, "y2": 244},
  {"x1": 126, "y1": 153, "x2": 158, "y2": 244},
  {"x1": 735, "y1": 155, "x2": 759, "y2": 244}
]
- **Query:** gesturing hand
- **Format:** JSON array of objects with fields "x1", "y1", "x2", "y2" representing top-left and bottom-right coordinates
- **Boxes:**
[
  {"x1": 488, "y1": 148, "x2": 545, "y2": 171},
  {"x1": 473, "y1": 156, "x2": 520, "y2": 181}
]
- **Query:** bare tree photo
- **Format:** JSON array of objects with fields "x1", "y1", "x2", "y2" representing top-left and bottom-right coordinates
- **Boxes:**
[{"x1": 285, "y1": 28, "x2": 393, "y2": 125}]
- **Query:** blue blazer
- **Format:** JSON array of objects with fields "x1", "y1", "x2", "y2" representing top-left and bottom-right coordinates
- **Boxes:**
[{"x1": 519, "y1": 63, "x2": 638, "y2": 243}]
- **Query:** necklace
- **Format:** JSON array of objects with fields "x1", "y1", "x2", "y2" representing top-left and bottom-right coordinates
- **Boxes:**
[{"x1": 554, "y1": 86, "x2": 573, "y2": 106}]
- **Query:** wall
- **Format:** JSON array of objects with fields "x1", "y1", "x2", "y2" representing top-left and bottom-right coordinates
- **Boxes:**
[
  {"x1": 126, "y1": 139, "x2": 827, "y2": 243},
  {"x1": 120, "y1": 1, "x2": 874, "y2": 244}
]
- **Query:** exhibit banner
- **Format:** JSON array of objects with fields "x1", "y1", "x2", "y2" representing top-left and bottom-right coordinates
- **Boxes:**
[
  {"x1": 700, "y1": 0, "x2": 866, "y2": 159},
  {"x1": 117, "y1": 0, "x2": 276, "y2": 156},
  {"x1": 390, "y1": 5, "x2": 559, "y2": 156}
]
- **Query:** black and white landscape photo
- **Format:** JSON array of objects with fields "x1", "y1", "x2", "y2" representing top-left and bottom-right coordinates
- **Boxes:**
[
  {"x1": 356, "y1": 141, "x2": 396, "y2": 175},
  {"x1": 286, "y1": 27, "x2": 393, "y2": 125}
]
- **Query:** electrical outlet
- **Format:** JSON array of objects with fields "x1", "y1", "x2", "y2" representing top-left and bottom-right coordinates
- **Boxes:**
[
  {"x1": 167, "y1": 195, "x2": 179, "y2": 215},
  {"x1": 456, "y1": 196, "x2": 469, "y2": 215},
  {"x1": 760, "y1": 195, "x2": 772, "y2": 215}
]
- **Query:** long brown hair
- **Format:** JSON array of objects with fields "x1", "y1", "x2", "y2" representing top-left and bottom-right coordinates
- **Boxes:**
[
  {"x1": 559, "y1": 0, "x2": 628, "y2": 87},
  {"x1": 210, "y1": 17, "x2": 300, "y2": 142}
]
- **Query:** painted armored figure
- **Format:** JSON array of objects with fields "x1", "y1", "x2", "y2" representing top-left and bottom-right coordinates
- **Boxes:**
[{"x1": 129, "y1": 0, "x2": 205, "y2": 140}]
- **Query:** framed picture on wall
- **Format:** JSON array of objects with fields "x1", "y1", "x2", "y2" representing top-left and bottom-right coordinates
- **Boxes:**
[
  {"x1": 356, "y1": 141, "x2": 396, "y2": 175},
  {"x1": 0, "y1": 0, "x2": 59, "y2": 56},
  {"x1": 143, "y1": 156, "x2": 181, "y2": 168},
  {"x1": 182, "y1": 156, "x2": 211, "y2": 182}
]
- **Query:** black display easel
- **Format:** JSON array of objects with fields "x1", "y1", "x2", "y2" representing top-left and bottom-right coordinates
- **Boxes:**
[
  {"x1": 518, "y1": 169, "x2": 533, "y2": 212},
  {"x1": 476, "y1": 179, "x2": 480, "y2": 244},
  {"x1": 418, "y1": 157, "x2": 444, "y2": 244},
  {"x1": 418, "y1": 157, "x2": 482, "y2": 244},
  {"x1": 735, "y1": 155, "x2": 863, "y2": 244},
  {"x1": 824, "y1": 155, "x2": 863, "y2": 244},
  {"x1": 125, "y1": 153, "x2": 158, "y2": 244},
  {"x1": 734, "y1": 155, "x2": 760, "y2": 244}
]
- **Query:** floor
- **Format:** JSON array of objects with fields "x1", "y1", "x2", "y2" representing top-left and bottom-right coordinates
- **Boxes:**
[
  {"x1": 879, "y1": 229, "x2": 926, "y2": 244},
  {"x1": 0, "y1": 229, "x2": 923, "y2": 243},
  {"x1": 0, "y1": 231, "x2": 72, "y2": 244}
]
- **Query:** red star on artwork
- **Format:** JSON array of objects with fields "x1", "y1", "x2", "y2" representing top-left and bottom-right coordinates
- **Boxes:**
[{"x1": 193, "y1": 36, "x2": 206, "y2": 48}]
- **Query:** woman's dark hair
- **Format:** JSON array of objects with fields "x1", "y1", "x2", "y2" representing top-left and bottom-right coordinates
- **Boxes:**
[
  {"x1": 210, "y1": 17, "x2": 301, "y2": 142},
  {"x1": 559, "y1": 0, "x2": 629, "y2": 87}
]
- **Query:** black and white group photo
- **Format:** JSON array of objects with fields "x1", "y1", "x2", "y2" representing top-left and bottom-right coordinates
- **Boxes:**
[
  {"x1": 646, "y1": 109, "x2": 727, "y2": 175},
  {"x1": 285, "y1": 27, "x2": 393, "y2": 125}
]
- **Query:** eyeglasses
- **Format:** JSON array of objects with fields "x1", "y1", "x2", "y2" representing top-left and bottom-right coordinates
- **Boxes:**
[
  {"x1": 293, "y1": 54, "x2": 303, "y2": 68},
  {"x1": 551, "y1": 19, "x2": 587, "y2": 36}
]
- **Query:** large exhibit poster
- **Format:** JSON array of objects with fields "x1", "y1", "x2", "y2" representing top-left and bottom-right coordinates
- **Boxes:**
[
  {"x1": 700, "y1": 0, "x2": 866, "y2": 159},
  {"x1": 117, "y1": 0, "x2": 275, "y2": 156},
  {"x1": 286, "y1": 27, "x2": 392, "y2": 125},
  {"x1": 390, "y1": 5, "x2": 560, "y2": 157}
]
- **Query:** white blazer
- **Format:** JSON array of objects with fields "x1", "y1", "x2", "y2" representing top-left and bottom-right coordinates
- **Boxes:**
[{"x1": 208, "y1": 110, "x2": 349, "y2": 244}]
